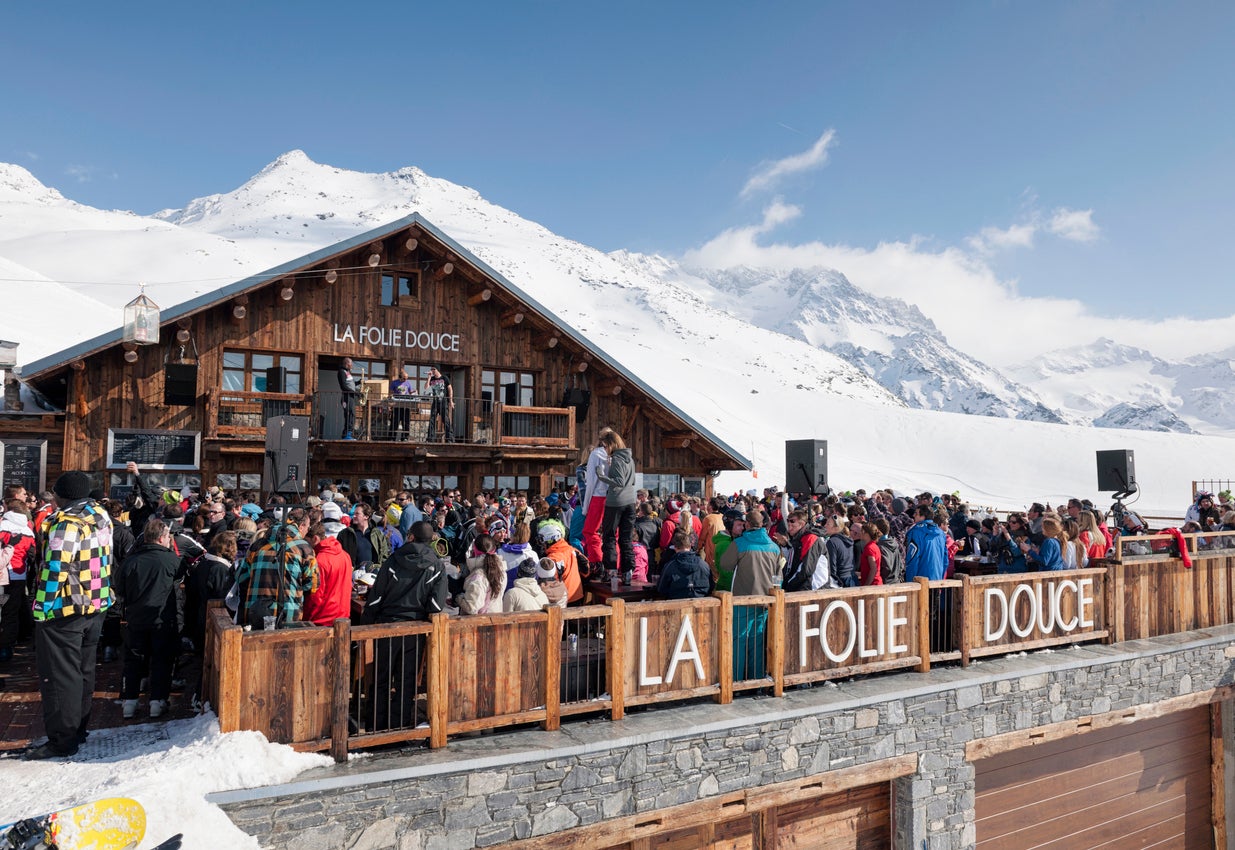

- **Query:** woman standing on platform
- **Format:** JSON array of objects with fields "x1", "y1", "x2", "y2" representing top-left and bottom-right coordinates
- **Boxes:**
[
  {"x1": 597, "y1": 430, "x2": 636, "y2": 583},
  {"x1": 580, "y1": 429, "x2": 611, "y2": 567}
]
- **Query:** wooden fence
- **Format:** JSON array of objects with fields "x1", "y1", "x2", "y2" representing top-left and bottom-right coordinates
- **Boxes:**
[{"x1": 204, "y1": 530, "x2": 1235, "y2": 762}]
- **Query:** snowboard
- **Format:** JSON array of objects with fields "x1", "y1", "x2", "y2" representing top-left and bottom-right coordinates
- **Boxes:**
[{"x1": 1, "y1": 797, "x2": 145, "y2": 850}]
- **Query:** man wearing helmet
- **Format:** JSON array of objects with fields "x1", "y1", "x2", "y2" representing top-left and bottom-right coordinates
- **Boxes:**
[{"x1": 538, "y1": 521, "x2": 583, "y2": 604}]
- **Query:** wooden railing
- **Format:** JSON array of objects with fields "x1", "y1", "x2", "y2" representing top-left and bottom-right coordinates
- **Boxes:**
[
  {"x1": 205, "y1": 389, "x2": 313, "y2": 439},
  {"x1": 205, "y1": 541, "x2": 1235, "y2": 762},
  {"x1": 499, "y1": 404, "x2": 575, "y2": 448}
]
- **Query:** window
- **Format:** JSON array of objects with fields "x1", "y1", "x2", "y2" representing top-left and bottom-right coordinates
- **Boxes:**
[
  {"x1": 381, "y1": 271, "x2": 421, "y2": 307},
  {"x1": 223, "y1": 350, "x2": 302, "y2": 394},
  {"x1": 483, "y1": 475, "x2": 530, "y2": 493},
  {"x1": 481, "y1": 369, "x2": 535, "y2": 408},
  {"x1": 215, "y1": 473, "x2": 262, "y2": 493},
  {"x1": 349, "y1": 359, "x2": 388, "y2": 383},
  {"x1": 401, "y1": 475, "x2": 459, "y2": 492},
  {"x1": 109, "y1": 471, "x2": 200, "y2": 502}
]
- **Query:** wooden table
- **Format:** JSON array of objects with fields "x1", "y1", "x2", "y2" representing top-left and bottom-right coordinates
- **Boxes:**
[
  {"x1": 585, "y1": 578, "x2": 659, "y2": 604},
  {"x1": 952, "y1": 557, "x2": 997, "y2": 576}
]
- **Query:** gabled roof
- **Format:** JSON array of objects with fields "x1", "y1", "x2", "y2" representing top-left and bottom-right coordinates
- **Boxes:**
[{"x1": 21, "y1": 213, "x2": 751, "y2": 471}]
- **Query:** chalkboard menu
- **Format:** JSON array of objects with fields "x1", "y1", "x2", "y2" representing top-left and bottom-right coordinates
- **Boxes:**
[
  {"x1": 107, "y1": 429, "x2": 200, "y2": 470},
  {"x1": 0, "y1": 440, "x2": 46, "y2": 494}
]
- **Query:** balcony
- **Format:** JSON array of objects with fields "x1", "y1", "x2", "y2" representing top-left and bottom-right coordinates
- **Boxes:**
[{"x1": 205, "y1": 389, "x2": 576, "y2": 449}]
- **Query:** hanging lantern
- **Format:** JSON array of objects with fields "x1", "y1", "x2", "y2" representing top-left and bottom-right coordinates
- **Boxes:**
[{"x1": 123, "y1": 288, "x2": 160, "y2": 346}]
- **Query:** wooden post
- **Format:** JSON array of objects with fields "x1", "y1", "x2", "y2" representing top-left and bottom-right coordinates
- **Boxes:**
[
  {"x1": 915, "y1": 577, "x2": 931, "y2": 672},
  {"x1": 959, "y1": 574, "x2": 972, "y2": 667},
  {"x1": 429, "y1": 614, "x2": 449, "y2": 748},
  {"x1": 329, "y1": 618, "x2": 351, "y2": 763},
  {"x1": 716, "y1": 592, "x2": 733, "y2": 704},
  {"x1": 217, "y1": 625, "x2": 242, "y2": 733},
  {"x1": 1104, "y1": 562, "x2": 1119, "y2": 644},
  {"x1": 202, "y1": 601, "x2": 221, "y2": 707},
  {"x1": 467, "y1": 288, "x2": 492, "y2": 306},
  {"x1": 544, "y1": 606, "x2": 562, "y2": 731},
  {"x1": 769, "y1": 590, "x2": 785, "y2": 698},
  {"x1": 608, "y1": 598, "x2": 626, "y2": 721}
]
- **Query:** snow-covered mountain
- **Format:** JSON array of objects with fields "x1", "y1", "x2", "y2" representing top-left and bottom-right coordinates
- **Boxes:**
[
  {"x1": 1008, "y1": 338, "x2": 1235, "y2": 436},
  {"x1": 685, "y1": 266, "x2": 1064, "y2": 422},
  {"x1": 0, "y1": 151, "x2": 1231, "y2": 514}
]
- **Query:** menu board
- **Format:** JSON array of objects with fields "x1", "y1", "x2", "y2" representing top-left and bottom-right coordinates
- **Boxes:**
[
  {"x1": 0, "y1": 440, "x2": 46, "y2": 494},
  {"x1": 107, "y1": 429, "x2": 200, "y2": 470}
]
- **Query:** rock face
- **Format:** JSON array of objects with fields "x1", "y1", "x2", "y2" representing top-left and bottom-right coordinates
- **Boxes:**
[
  {"x1": 1093, "y1": 402, "x2": 1197, "y2": 434},
  {"x1": 690, "y1": 266, "x2": 1063, "y2": 422}
]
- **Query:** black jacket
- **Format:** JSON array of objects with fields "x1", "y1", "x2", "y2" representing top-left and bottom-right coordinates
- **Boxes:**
[
  {"x1": 363, "y1": 542, "x2": 448, "y2": 623},
  {"x1": 634, "y1": 515, "x2": 661, "y2": 550},
  {"x1": 825, "y1": 533, "x2": 857, "y2": 587},
  {"x1": 183, "y1": 553, "x2": 233, "y2": 647},
  {"x1": 657, "y1": 550, "x2": 715, "y2": 599},
  {"x1": 114, "y1": 542, "x2": 181, "y2": 629}
]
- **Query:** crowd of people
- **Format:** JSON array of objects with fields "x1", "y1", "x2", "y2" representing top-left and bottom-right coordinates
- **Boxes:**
[{"x1": 5, "y1": 424, "x2": 1231, "y2": 757}]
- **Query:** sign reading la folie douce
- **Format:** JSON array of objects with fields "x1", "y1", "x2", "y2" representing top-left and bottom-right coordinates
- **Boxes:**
[{"x1": 333, "y1": 323, "x2": 461, "y2": 352}]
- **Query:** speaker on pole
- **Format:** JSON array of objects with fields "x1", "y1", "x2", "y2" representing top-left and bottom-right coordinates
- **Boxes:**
[
  {"x1": 784, "y1": 439, "x2": 828, "y2": 495},
  {"x1": 1096, "y1": 449, "x2": 1136, "y2": 493},
  {"x1": 264, "y1": 415, "x2": 310, "y2": 498},
  {"x1": 164, "y1": 363, "x2": 199, "y2": 406}
]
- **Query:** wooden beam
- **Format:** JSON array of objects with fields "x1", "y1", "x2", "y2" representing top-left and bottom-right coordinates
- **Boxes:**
[
  {"x1": 467, "y1": 288, "x2": 493, "y2": 307},
  {"x1": 404, "y1": 237, "x2": 418, "y2": 252},
  {"x1": 622, "y1": 403, "x2": 641, "y2": 437},
  {"x1": 500, "y1": 309, "x2": 525, "y2": 329},
  {"x1": 435, "y1": 262, "x2": 455, "y2": 279},
  {"x1": 594, "y1": 379, "x2": 622, "y2": 396},
  {"x1": 535, "y1": 335, "x2": 559, "y2": 351}
]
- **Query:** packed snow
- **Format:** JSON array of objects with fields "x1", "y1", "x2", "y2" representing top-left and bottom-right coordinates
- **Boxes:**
[{"x1": 0, "y1": 714, "x2": 331, "y2": 849}]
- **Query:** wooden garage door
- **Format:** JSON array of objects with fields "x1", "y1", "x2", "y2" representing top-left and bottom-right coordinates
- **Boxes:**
[
  {"x1": 975, "y1": 708, "x2": 1213, "y2": 849},
  {"x1": 601, "y1": 781, "x2": 889, "y2": 850}
]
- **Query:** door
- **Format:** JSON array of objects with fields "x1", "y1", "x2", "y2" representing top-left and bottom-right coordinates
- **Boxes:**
[
  {"x1": 975, "y1": 708, "x2": 1213, "y2": 848},
  {"x1": 318, "y1": 356, "x2": 345, "y2": 439}
]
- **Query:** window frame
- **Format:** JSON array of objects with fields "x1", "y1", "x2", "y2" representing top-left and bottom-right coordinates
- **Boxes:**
[
  {"x1": 380, "y1": 269, "x2": 423, "y2": 309},
  {"x1": 222, "y1": 348, "x2": 303, "y2": 395}
]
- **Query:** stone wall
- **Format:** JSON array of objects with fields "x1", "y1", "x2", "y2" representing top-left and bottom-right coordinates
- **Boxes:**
[{"x1": 213, "y1": 628, "x2": 1235, "y2": 850}]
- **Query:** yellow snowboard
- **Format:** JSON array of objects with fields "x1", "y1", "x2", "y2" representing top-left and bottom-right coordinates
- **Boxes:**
[{"x1": 2, "y1": 796, "x2": 146, "y2": 850}]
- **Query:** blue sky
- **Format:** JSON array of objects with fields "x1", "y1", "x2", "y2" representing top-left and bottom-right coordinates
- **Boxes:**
[{"x1": 4, "y1": 1, "x2": 1234, "y2": 326}]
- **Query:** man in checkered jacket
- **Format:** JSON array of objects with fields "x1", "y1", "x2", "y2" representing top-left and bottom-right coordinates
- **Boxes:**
[{"x1": 26, "y1": 470, "x2": 114, "y2": 760}]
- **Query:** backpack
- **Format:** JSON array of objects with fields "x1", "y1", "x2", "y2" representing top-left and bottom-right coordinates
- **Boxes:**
[{"x1": 877, "y1": 537, "x2": 904, "y2": 584}]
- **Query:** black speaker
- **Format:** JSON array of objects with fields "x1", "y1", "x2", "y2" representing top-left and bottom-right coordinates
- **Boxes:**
[
  {"x1": 1096, "y1": 450, "x2": 1136, "y2": 493},
  {"x1": 560, "y1": 387, "x2": 591, "y2": 423},
  {"x1": 164, "y1": 363, "x2": 198, "y2": 406},
  {"x1": 265, "y1": 365, "x2": 287, "y2": 394},
  {"x1": 264, "y1": 415, "x2": 310, "y2": 496},
  {"x1": 785, "y1": 439, "x2": 828, "y2": 494}
]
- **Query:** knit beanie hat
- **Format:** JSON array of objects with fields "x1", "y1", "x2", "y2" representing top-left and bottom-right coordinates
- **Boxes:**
[{"x1": 53, "y1": 470, "x2": 93, "y2": 501}]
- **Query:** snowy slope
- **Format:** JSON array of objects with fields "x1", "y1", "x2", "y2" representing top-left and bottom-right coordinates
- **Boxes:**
[
  {"x1": 1009, "y1": 337, "x2": 1235, "y2": 436},
  {"x1": 0, "y1": 152, "x2": 1231, "y2": 513}
]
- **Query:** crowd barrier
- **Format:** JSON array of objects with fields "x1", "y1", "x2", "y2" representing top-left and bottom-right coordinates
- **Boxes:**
[{"x1": 203, "y1": 530, "x2": 1235, "y2": 762}]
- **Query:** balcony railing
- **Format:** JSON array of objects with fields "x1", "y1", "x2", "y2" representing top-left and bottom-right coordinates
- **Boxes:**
[{"x1": 206, "y1": 388, "x2": 577, "y2": 448}]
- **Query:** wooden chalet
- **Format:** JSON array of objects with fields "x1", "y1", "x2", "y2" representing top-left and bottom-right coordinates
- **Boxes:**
[{"x1": 13, "y1": 214, "x2": 749, "y2": 499}]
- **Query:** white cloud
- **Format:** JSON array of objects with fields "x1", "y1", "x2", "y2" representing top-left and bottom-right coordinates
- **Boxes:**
[
  {"x1": 64, "y1": 164, "x2": 118, "y2": 183},
  {"x1": 967, "y1": 223, "x2": 1037, "y2": 255},
  {"x1": 684, "y1": 210, "x2": 1235, "y2": 369},
  {"x1": 740, "y1": 130, "x2": 836, "y2": 198},
  {"x1": 1046, "y1": 207, "x2": 1100, "y2": 242}
]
